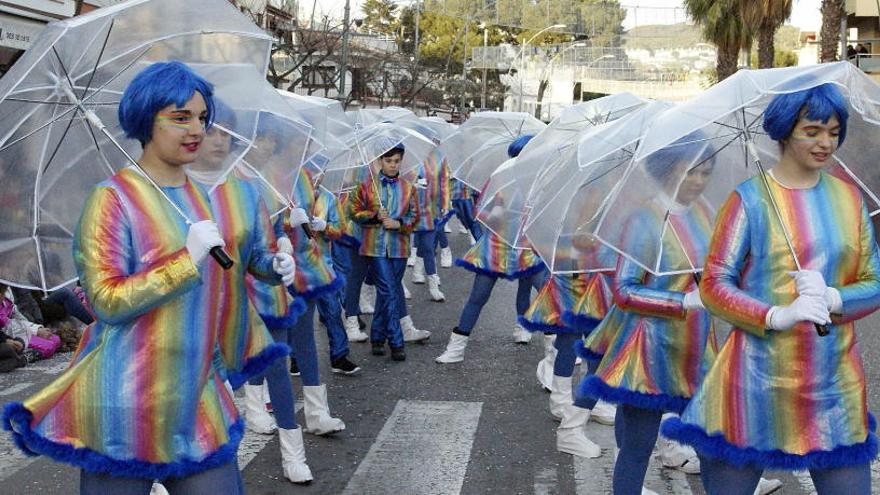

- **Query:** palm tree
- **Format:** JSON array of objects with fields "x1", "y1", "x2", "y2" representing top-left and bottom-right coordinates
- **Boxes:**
[
  {"x1": 740, "y1": 0, "x2": 793, "y2": 68},
  {"x1": 819, "y1": 0, "x2": 846, "y2": 62},
  {"x1": 684, "y1": 0, "x2": 753, "y2": 81}
]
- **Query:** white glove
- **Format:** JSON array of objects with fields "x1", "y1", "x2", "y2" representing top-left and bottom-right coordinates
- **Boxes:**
[
  {"x1": 682, "y1": 289, "x2": 704, "y2": 311},
  {"x1": 186, "y1": 220, "x2": 225, "y2": 266},
  {"x1": 789, "y1": 270, "x2": 842, "y2": 313},
  {"x1": 310, "y1": 217, "x2": 327, "y2": 232},
  {"x1": 272, "y1": 252, "x2": 296, "y2": 286},
  {"x1": 276, "y1": 236, "x2": 293, "y2": 256},
  {"x1": 289, "y1": 207, "x2": 309, "y2": 226},
  {"x1": 765, "y1": 295, "x2": 830, "y2": 331},
  {"x1": 415, "y1": 178, "x2": 429, "y2": 188}
]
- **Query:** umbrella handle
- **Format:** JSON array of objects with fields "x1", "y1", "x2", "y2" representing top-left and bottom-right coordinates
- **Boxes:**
[
  {"x1": 301, "y1": 223, "x2": 314, "y2": 239},
  {"x1": 816, "y1": 323, "x2": 830, "y2": 337},
  {"x1": 210, "y1": 247, "x2": 234, "y2": 270}
]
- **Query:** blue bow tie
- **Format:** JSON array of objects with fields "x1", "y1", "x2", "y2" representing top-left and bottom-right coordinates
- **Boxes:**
[{"x1": 380, "y1": 174, "x2": 399, "y2": 185}]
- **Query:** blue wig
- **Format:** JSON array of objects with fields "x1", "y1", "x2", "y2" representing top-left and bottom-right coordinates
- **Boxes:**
[
  {"x1": 644, "y1": 129, "x2": 715, "y2": 181},
  {"x1": 118, "y1": 61, "x2": 215, "y2": 145},
  {"x1": 763, "y1": 83, "x2": 848, "y2": 145},
  {"x1": 508, "y1": 134, "x2": 535, "y2": 158}
]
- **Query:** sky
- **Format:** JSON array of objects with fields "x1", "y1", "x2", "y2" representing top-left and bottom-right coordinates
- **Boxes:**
[{"x1": 307, "y1": 0, "x2": 824, "y2": 32}]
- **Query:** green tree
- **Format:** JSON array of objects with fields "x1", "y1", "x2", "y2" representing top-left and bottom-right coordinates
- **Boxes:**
[
  {"x1": 684, "y1": 0, "x2": 753, "y2": 81},
  {"x1": 361, "y1": 0, "x2": 399, "y2": 34}
]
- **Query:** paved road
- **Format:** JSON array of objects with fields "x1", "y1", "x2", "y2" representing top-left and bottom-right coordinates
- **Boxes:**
[{"x1": 3, "y1": 219, "x2": 880, "y2": 494}]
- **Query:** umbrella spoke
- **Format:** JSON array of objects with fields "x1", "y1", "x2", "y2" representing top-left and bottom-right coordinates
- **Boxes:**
[{"x1": 79, "y1": 18, "x2": 115, "y2": 101}]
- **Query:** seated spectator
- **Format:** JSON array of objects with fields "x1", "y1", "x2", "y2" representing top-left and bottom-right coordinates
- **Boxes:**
[
  {"x1": 39, "y1": 286, "x2": 94, "y2": 326},
  {"x1": 0, "y1": 284, "x2": 61, "y2": 361},
  {"x1": 0, "y1": 327, "x2": 26, "y2": 372}
]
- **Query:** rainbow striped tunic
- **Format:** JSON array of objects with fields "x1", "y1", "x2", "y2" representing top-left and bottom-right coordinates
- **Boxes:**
[
  {"x1": 3, "y1": 169, "x2": 240, "y2": 478},
  {"x1": 456, "y1": 232, "x2": 544, "y2": 279},
  {"x1": 520, "y1": 274, "x2": 591, "y2": 333},
  {"x1": 663, "y1": 173, "x2": 880, "y2": 469},
  {"x1": 287, "y1": 168, "x2": 341, "y2": 299},
  {"x1": 581, "y1": 196, "x2": 718, "y2": 414},
  {"x1": 414, "y1": 150, "x2": 451, "y2": 231},
  {"x1": 350, "y1": 174, "x2": 420, "y2": 259}
]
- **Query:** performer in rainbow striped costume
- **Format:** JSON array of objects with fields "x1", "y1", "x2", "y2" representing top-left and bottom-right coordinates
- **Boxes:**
[
  {"x1": 2, "y1": 62, "x2": 295, "y2": 492},
  {"x1": 580, "y1": 133, "x2": 720, "y2": 493},
  {"x1": 410, "y1": 137, "x2": 451, "y2": 304},
  {"x1": 435, "y1": 135, "x2": 547, "y2": 364},
  {"x1": 662, "y1": 84, "x2": 880, "y2": 494}
]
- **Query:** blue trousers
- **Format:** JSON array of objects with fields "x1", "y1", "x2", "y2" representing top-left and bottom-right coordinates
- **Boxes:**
[
  {"x1": 343, "y1": 248, "x2": 369, "y2": 318},
  {"x1": 247, "y1": 326, "x2": 299, "y2": 429},
  {"x1": 435, "y1": 225, "x2": 449, "y2": 249},
  {"x1": 554, "y1": 332, "x2": 598, "y2": 410},
  {"x1": 613, "y1": 404, "x2": 662, "y2": 495},
  {"x1": 315, "y1": 287, "x2": 349, "y2": 361},
  {"x1": 80, "y1": 460, "x2": 243, "y2": 495},
  {"x1": 46, "y1": 288, "x2": 94, "y2": 324},
  {"x1": 415, "y1": 230, "x2": 438, "y2": 275},
  {"x1": 368, "y1": 257, "x2": 407, "y2": 348},
  {"x1": 452, "y1": 198, "x2": 483, "y2": 240},
  {"x1": 699, "y1": 456, "x2": 871, "y2": 495},
  {"x1": 456, "y1": 269, "x2": 547, "y2": 334}
]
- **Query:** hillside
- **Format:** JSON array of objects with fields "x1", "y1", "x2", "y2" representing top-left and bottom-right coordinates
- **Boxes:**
[{"x1": 622, "y1": 22, "x2": 802, "y2": 52}]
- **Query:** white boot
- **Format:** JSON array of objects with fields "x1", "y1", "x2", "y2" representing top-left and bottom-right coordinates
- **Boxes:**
[
  {"x1": 407, "y1": 246, "x2": 417, "y2": 267},
  {"x1": 641, "y1": 487, "x2": 659, "y2": 495},
  {"x1": 344, "y1": 316, "x2": 368, "y2": 342},
  {"x1": 468, "y1": 232, "x2": 476, "y2": 245},
  {"x1": 427, "y1": 274, "x2": 446, "y2": 302},
  {"x1": 302, "y1": 384, "x2": 345, "y2": 436},
  {"x1": 412, "y1": 257, "x2": 426, "y2": 284},
  {"x1": 401, "y1": 315, "x2": 430, "y2": 342},
  {"x1": 278, "y1": 427, "x2": 313, "y2": 484},
  {"x1": 402, "y1": 281, "x2": 411, "y2": 299},
  {"x1": 590, "y1": 400, "x2": 616, "y2": 426},
  {"x1": 755, "y1": 478, "x2": 783, "y2": 495},
  {"x1": 435, "y1": 332, "x2": 468, "y2": 363},
  {"x1": 556, "y1": 405, "x2": 601, "y2": 458},
  {"x1": 440, "y1": 247, "x2": 453, "y2": 268},
  {"x1": 444, "y1": 222, "x2": 452, "y2": 233},
  {"x1": 549, "y1": 375, "x2": 572, "y2": 421},
  {"x1": 536, "y1": 334, "x2": 556, "y2": 392},
  {"x1": 512, "y1": 323, "x2": 533, "y2": 344},
  {"x1": 359, "y1": 284, "x2": 375, "y2": 314},
  {"x1": 458, "y1": 222, "x2": 469, "y2": 234},
  {"x1": 244, "y1": 383, "x2": 277, "y2": 434},
  {"x1": 150, "y1": 483, "x2": 169, "y2": 495}
]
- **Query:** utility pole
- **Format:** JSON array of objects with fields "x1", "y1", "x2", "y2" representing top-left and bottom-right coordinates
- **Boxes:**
[
  {"x1": 481, "y1": 27, "x2": 488, "y2": 110},
  {"x1": 338, "y1": 0, "x2": 351, "y2": 104},
  {"x1": 460, "y1": 17, "x2": 470, "y2": 120}
]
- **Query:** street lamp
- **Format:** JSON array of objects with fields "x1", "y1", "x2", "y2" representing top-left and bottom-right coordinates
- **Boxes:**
[{"x1": 511, "y1": 23, "x2": 566, "y2": 111}]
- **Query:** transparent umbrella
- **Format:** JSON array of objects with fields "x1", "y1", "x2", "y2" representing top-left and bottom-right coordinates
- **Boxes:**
[
  {"x1": 0, "y1": 0, "x2": 271, "y2": 291},
  {"x1": 476, "y1": 93, "x2": 649, "y2": 249},
  {"x1": 347, "y1": 106, "x2": 416, "y2": 129}
]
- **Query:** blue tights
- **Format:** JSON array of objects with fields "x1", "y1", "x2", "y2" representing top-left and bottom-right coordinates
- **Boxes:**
[
  {"x1": 288, "y1": 301, "x2": 321, "y2": 386},
  {"x1": 248, "y1": 326, "x2": 300, "y2": 429},
  {"x1": 415, "y1": 230, "x2": 438, "y2": 275},
  {"x1": 80, "y1": 461, "x2": 242, "y2": 495},
  {"x1": 613, "y1": 404, "x2": 662, "y2": 494},
  {"x1": 700, "y1": 456, "x2": 871, "y2": 495},
  {"x1": 456, "y1": 270, "x2": 546, "y2": 334}
]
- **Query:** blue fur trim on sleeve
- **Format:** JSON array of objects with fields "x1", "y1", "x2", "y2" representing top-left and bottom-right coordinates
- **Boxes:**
[
  {"x1": 517, "y1": 315, "x2": 567, "y2": 334},
  {"x1": 580, "y1": 375, "x2": 689, "y2": 414},
  {"x1": 660, "y1": 414, "x2": 879, "y2": 471},
  {"x1": 561, "y1": 311, "x2": 602, "y2": 333},
  {"x1": 289, "y1": 275, "x2": 345, "y2": 301},
  {"x1": 227, "y1": 343, "x2": 291, "y2": 390},
  {"x1": 3, "y1": 402, "x2": 244, "y2": 479},
  {"x1": 574, "y1": 339, "x2": 605, "y2": 361},
  {"x1": 454, "y1": 258, "x2": 545, "y2": 281}
]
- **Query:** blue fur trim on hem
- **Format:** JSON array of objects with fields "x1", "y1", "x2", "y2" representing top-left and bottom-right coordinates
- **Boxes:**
[
  {"x1": 454, "y1": 258, "x2": 545, "y2": 281},
  {"x1": 289, "y1": 275, "x2": 344, "y2": 301},
  {"x1": 580, "y1": 375, "x2": 689, "y2": 414},
  {"x1": 259, "y1": 298, "x2": 307, "y2": 330},
  {"x1": 574, "y1": 339, "x2": 604, "y2": 361},
  {"x1": 661, "y1": 415, "x2": 879, "y2": 470},
  {"x1": 561, "y1": 311, "x2": 601, "y2": 333},
  {"x1": 517, "y1": 315, "x2": 568, "y2": 334},
  {"x1": 3, "y1": 402, "x2": 245, "y2": 478},
  {"x1": 227, "y1": 343, "x2": 291, "y2": 390}
]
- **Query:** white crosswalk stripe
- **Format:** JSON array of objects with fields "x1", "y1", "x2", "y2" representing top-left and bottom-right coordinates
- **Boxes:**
[
  {"x1": 533, "y1": 466, "x2": 560, "y2": 495},
  {"x1": 341, "y1": 400, "x2": 483, "y2": 495}
]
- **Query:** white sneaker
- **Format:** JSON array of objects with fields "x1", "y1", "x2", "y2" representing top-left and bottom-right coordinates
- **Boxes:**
[
  {"x1": 278, "y1": 427, "x2": 313, "y2": 484},
  {"x1": 244, "y1": 383, "x2": 277, "y2": 435},
  {"x1": 590, "y1": 400, "x2": 616, "y2": 426},
  {"x1": 436, "y1": 333, "x2": 468, "y2": 363},
  {"x1": 402, "y1": 281, "x2": 411, "y2": 300},
  {"x1": 401, "y1": 315, "x2": 430, "y2": 342},
  {"x1": 359, "y1": 284, "x2": 375, "y2": 314},
  {"x1": 427, "y1": 274, "x2": 446, "y2": 302},
  {"x1": 754, "y1": 478, "x2": 782, "y2": 495},
  {"x1": 412, "y1": 257, "x2": 426, "y2": 284},
  {"x1": 344, "y1": 316, "x2": 368, "y2": 342},
  {"x1": 658, "y1": 435, "x2": 700, "y2": 474},
  {"x1": 440, "y1": 247, "x2": 453, "y2": 268},
  {"x1": 512, "y1": 324, "x2": 532, "y2": 344}
]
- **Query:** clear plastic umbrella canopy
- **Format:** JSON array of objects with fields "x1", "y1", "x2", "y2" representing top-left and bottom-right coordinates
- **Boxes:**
[
  {"x1": 0, "y1": 0, "x2": 272, "y2": 291},
  {"x1": 186, "y1": 64, "x2": 319, "y2": 218},
  {"x1": 322, "y1": 122, "x2": 436, "y2": 195},
  {"x1": 277, "y1": 90, "x2": 352, "y2": 153},
  {"x1": 579, "y1": 62, "x2": 880, "y2": 276},
  {"x1": 347, "y1": 106, "x2": 416, "y2": 129},
  {"x1": 522, "y1": 101, "x2": 674, "y2": 274},
  {"x1": 445, "y1": 111, "x2": 546, "y2": 190},
  {"x1": 476, "y1": 93, "x2": 649, "y2": 249}
]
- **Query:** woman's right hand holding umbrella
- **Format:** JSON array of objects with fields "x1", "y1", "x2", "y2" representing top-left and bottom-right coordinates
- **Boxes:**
[
  {"x1": 765, "y1": 294, "x2": 831, "y2": 331},
  {"x1": 186, "y1": 220, "x2": 226, "y2": 266}
]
